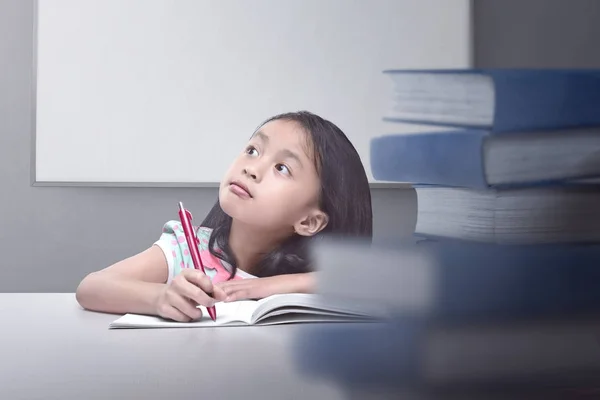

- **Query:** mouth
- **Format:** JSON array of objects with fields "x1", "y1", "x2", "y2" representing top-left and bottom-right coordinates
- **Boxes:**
[{"x1": 229, "y1": 181, "x2": 253, "y2": 198}]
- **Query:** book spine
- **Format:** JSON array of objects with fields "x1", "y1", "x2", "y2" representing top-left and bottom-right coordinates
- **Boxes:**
[
  {"x1": 490, "y1": 70, "x2": 600, "y2": 133},
  {"x1": 370, "y1": 130, "x2": 489, "y2": 187}
]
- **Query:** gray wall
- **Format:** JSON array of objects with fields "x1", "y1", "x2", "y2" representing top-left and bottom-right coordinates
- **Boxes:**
[
  {"x1": 473, "y1": 0, "x2": 600, "y2": 68},
  {"x1": 0, "y1": 0, "x2": 416, "y2": 293}
]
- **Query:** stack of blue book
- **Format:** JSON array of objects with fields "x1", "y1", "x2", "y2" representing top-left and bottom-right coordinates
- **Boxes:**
[
  {"x1": 372, "y1": 69, "x2": 600, "y2": 245},
  {"x1": 291, "y1": 69, "x2": 600, "y2": 396}
]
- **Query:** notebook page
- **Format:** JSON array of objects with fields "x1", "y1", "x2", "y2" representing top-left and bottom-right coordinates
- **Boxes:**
[
  {"x1": 255, "y1": 313, "x2": 378, "y2": 326},
  {"x1": 109, "y1": 300, "x2": 258, "y2": 328},
  {"x1": 251, "y1": 293, "x2": 383, "y2": 324},
  {"x1": 253, "y1": 307, "x2": 379, "y2": 324}
]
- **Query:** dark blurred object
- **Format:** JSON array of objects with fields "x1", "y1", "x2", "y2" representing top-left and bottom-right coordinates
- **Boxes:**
[
  {"x1": 298, "y1": 236, "x2": 600, "y2": 396},
  {"x1": 292, "y1": 317, "x2": 600, "y2": 396},
  {"x1": 312, "y1": 238, "x2": 600, "y2": 322}
]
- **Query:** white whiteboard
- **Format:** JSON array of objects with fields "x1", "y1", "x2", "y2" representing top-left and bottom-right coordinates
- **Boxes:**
[{"x1": 34, "y1": 0, "x2": 471, "y2": 185}]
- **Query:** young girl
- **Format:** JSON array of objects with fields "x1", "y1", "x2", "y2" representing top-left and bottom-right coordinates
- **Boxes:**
[{"x1": 76, "y1": 111, "x2": 373, "y2": 322}]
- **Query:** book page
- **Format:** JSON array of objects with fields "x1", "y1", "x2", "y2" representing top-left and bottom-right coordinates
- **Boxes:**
[
  {"x1": 253, "y1": 307, "x2": 380, "y2": 325},
  {"x1": 255, "y1": 313, "x2": 375, "y2": 326},
  {"x1": 109, "y1": 300, "x2": 258, "y2": 329},
  {"x1": 251, "y1": 293, "x2": 382, "y2": 324}
]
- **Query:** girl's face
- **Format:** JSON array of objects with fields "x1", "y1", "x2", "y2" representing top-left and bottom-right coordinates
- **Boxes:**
[{"x1": 219, "y1": 119, "x2": 328, "y2": 236}]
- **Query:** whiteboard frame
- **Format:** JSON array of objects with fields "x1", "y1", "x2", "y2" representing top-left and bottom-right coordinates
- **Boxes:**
[{"x1": 30, "y1": 0, "x2": 474, "y2": 189}]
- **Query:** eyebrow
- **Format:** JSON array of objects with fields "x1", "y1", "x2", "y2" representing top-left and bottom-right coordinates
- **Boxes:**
[
  {"x1": 251, "y1": 131, "x2": 304, "y2": 168},
  {"x1": 280, "y1": 149, "x2": 303, "y2": 168},
  {"x1": 253, "y1": 131, "x2": 269, "y2": 143}
]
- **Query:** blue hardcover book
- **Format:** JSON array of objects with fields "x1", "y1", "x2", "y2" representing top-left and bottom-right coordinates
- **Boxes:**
[
  {"x1": 411, "y1": 185, "x2": 600, "y2": 245},
  {"x1": 312, "y1": 238, "x2": 600, "y2": 322},
  {"x1": 304, "y1": 238, "x2": 600, "y2": 391},
  {"x1": 292, "y1": 317, "x2": 600, "y2": 391},
  {"x1": 383, "y1": 69, "x2": 600, "y2": 133},
  {"x1": 370, "y1": 128, "x2": 600, "y2": 188}
]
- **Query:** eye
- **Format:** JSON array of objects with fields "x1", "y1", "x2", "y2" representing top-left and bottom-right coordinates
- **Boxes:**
[
  {"x1": 275, "y1": 163, "x2": 291, "y2": 176},
  {"x1": 245, "y1": 146, "x2": 259, "y2": 157}
]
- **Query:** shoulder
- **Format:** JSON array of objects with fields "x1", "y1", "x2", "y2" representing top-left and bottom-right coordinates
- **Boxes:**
[
  {"x1": 158, "y1": 220, "x2": 213, "y2": 238},
  {"x1": 155, "y1": 220, "x2": 214, "y2": 251},
  {"x1": 153, "y1": 221, "x2": 216, "y2": 283},
  {"x1": 159, "y1": 220, "x2": 184, "y2": 234}
]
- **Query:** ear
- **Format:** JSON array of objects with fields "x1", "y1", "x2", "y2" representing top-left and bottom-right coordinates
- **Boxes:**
[{"x1": 294, "y1": 209, "x2": 329, "y2": 237}]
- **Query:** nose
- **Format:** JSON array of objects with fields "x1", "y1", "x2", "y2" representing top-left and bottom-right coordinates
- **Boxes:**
[
  {"x1": 243, "y1": 166, "x2": 259, "y2": 181},
  {"x1": 243, "y1": 158, "x2": 267, "y2": 181}
]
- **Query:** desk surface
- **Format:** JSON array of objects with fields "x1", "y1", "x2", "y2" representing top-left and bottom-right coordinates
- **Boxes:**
[{"x1": 0, "y1": 293, "x2": 346, "y2": 400}]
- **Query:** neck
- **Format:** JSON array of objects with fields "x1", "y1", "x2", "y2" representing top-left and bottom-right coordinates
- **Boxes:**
[{"x1": 228, "y1": 219, "x2": 288, "y2": 274}]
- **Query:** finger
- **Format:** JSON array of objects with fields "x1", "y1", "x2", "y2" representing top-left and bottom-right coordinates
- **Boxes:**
[
  {"x1": 211, "y1": 284, "x2": 228, "y2": 302},
  {"x1": 220, "y1": 284, "x2": 235, "y2": 297},
  {"x1": 181, "y1": 269, "x2": 216, "y2": 295},
  {"x1": 218, "y1": 282, "x2": 247, "y2": 301},
  {"x1": 217, "y1": 280, "x2": 245, "y2": 289},
  {"x1": 166, "y1": 290, "x2": 203, "y2": 320},
  {"x1": 216, "y1": 279, "x2": 250, "y2": 294},
  {"x1": 225, "y1": 288, "x2": 250, "y2": 302},
  {"x1": 216, "y1": 285, "x2": 239, "y2": 296},
  {"x1": 158, "y1": 302, "x2": 193, "y2": 322},
  {"x1": 174, "y1": 272, "x2": 216, "y2": 307}
]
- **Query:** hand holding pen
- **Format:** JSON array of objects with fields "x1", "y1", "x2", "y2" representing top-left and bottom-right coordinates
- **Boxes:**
[
  {"x1": 152, "y1": 202, "x2": 224, "y2": 322},
  {"x1": 178, "y1": 201, "x2": 218, "y2": 321},
  {"x1": 154, "y1": 268, "x2": 223, "y2": 323}
]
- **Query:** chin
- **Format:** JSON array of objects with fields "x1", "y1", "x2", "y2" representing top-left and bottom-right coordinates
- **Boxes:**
[
  {"x1": 218, "y1": 187, "x2": 234, "y2": 215},
  {"x1": 218, "y1": 188, "x2": 247, "y2": 221},
  {"x1": 219, "y1": 194, "x2": 269, "y2": 228}
]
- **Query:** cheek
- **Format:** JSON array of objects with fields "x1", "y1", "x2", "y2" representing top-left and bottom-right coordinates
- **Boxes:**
[
  {"x1": 293, "y1": 176, "x2": 321, "y2": 205},
  {"x1": 224, "y1": 158, "x2": 242, "y2": 177},
  {"x1": 272, "y1": 182, "x2": 319, "y2": 212}
]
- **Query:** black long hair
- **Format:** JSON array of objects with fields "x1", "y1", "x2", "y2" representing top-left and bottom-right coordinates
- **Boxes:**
[{"x1": 201, "y1": 111, "x2": 373, "y2": 278}]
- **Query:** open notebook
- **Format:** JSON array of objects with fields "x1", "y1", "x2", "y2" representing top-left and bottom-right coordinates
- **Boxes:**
[{"x1": 109, "y1": 293, "x2": 382, "y2": 329}]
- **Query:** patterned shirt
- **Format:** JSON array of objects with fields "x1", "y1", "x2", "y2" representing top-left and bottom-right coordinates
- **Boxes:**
[{"x1": 153, "y1": 220, "x2": 256, "y2": 284}]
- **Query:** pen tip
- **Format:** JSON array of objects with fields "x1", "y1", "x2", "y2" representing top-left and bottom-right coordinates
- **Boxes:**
[{"x1": 178, "y1": 201, "x2": 184, "y2": 211}]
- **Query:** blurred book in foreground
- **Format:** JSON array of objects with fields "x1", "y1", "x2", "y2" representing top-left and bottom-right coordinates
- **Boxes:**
[
  {"x1": 292, "y1": 316, "x2": 600, "y2": 394},
  {"x1": 311, "y1": 237, "x2": 600, "y2": 321}
]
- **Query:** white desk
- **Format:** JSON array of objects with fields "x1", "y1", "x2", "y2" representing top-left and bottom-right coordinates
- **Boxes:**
[
  {"x1": 0, "y1": 294, "x2": 346, "y2": 400},
  {"x1": 3, "y1": 294, "x2": 597, "y2": 400}
]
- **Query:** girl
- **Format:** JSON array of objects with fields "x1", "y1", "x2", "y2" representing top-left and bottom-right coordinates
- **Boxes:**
[{"x1": 76, "y1": 111, "x2": 372, "y2": 322}]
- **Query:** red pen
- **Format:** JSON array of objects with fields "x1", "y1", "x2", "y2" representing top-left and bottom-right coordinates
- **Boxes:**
[{"x1": 178, "y1": 201, "x2": 217, "y2": 321}]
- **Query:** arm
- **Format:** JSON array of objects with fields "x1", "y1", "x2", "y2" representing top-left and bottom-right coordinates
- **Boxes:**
[
  {"x1": 76, "y1": 244, "x2": 225, "y2": 320},
  {"x1": 77, "y1": 220, "x2": 229, "y2": 319},
  {"x1": 216, "y1": 272, "x2": 317, "y2": 302},
  {"x1": 75, "y1": 245, "x2": 169, "y2": 315},
  {"x1": 290, "y1": 272, "x2": 316, "y2": 293}
]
